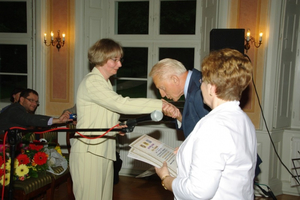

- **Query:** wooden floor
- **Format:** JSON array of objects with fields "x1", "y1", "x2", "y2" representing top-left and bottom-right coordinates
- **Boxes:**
[{"x1": 41, "y1": 175, "x2": 299, "y2": 200}]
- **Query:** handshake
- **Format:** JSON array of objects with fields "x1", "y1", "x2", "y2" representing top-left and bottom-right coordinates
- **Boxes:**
[{"x1": 161, "y1": 99, "x2": 182, "y2": 122}]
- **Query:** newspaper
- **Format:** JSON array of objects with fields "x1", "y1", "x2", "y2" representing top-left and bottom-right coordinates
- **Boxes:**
[{"x1": 128, "y1": 134, "x2": 177, "y2": 177}]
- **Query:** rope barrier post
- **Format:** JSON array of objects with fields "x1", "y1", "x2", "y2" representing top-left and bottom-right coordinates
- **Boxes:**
[{"x1": 7, "y1": 129, "x2": 22, "y2": 200}]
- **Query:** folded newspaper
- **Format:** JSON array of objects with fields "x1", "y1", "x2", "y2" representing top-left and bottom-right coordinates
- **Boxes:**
[{"x1": 128, "y1": 134, "x2": 177, "y2": 177}]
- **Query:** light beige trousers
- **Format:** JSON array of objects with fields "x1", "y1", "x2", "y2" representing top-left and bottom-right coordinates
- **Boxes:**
[{"x1": 69, "y1": 152, "x2": 114, "y2": 200}]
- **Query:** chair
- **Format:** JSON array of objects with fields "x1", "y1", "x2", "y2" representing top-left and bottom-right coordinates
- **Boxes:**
[
  {"x1": 44, "y1": 128, "x2": 74, "y2": 200},
  {"x1": 0, "y1": 172, "x2": 53, "y2": 200},
  {"x1": 1, "y1": 130, "x2": 75, "y2": 200},
  {"x1": 13, "y1": 172, "x2": 53, "y2": 200},
  {"x1": 0, "y1": 131, "x2": 54, "y2": 200},
  {"x1": 49, "y1": 123, "x2": 76, "y2": 200},
  {"x1": 49, "y1": 166, "x2": 74, "y2": 200}
]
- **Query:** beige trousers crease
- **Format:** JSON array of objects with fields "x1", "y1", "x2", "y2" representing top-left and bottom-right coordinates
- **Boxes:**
[{"x1": 70, "y1": 152, "x2": 114, "y2": 200}]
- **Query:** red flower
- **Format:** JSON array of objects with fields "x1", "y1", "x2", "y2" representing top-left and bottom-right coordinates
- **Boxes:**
[
  {"x1": 29, "y1": 143, "x2": 43, "y2": 151},
  {"x1": 0, "y1": 168, "x2": 5, "y2": 177},
  {"x1": 33, "y1": 152, "x2": 48, "y2": 165},
  {"x1": 0, "y1": 156, "x2": 4, "y2": 166},
  {"x1": 16, "y1": 154, "x2": 30, "y2": 165}
]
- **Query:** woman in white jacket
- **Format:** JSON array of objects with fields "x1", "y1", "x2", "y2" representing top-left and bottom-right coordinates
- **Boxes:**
[{"x1": 155, "y1": 48, "x2": 257, "y2": 200}]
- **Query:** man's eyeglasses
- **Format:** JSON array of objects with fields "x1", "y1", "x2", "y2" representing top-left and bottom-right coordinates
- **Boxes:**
[
  {"x1": 110, "y1": 58, "x2": 124, "y2": 63},
  {"x1": 25, "y1": 98, "x2": 39, "y2": 105}
]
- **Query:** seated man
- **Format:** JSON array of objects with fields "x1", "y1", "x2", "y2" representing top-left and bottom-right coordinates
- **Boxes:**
[{"x1": 0, "y1": 88, "x2": 72, "y2": 136}]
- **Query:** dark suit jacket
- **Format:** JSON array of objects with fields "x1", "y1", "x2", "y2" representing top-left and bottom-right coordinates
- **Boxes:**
[
  {"x1": 0, "y1": 103, "x2": 51, "y2": 133},
  {"x1": 180, "y1": 69, "x2": 210, "y2": 138}
]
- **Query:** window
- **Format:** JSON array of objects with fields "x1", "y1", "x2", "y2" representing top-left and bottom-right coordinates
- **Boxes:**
[
  {"x1": 117, "y1": 1, "x2": 149, "y2": 35},
  {"x1": 0, "y1": 1, "x2": 27, "y2": 33},
  {"x1": 160, "y1": 1, "x2": 196, "y2": 35},
  {"x1": 0, "y1": 0, "x2": 33, "y2": 108},
  {"x1": 109, "y1": 0, "x2": 200, "y2": 107},
  {"x1": 115, "y1": 47, "x2": 148, "y2": 98}
]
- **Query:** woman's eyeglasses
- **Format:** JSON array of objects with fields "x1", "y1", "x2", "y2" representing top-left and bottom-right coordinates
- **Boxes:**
[{"x1": 110, "y1": 58, "x2": 124, "y2": 63}]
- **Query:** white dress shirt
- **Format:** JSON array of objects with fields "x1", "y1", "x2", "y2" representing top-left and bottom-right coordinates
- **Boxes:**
[{"x1": 172, "y1": 101, "x2": 257, "y2": 200}]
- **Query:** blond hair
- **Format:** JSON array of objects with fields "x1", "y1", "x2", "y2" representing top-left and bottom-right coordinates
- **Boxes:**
[
  {"x1": 201, "y1": 48, "x2": 253, "y2": 101},
  {"x1": 88, "y1": 38, "x2": 123, "y2": 67}
]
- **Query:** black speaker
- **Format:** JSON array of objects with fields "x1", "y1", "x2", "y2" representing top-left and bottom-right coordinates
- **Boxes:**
[{"x1": 210, "y1": 29, "x2": 245, "y2": 54}]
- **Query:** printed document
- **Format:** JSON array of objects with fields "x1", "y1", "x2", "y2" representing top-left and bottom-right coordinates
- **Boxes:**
[{"x1": 128, "y1": 134, "x2": 177, "y2": 177}]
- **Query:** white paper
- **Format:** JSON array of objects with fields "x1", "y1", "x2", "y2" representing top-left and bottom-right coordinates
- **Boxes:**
[{"x1": 128, "y1": 134, "x2": 177, "y2": 177}]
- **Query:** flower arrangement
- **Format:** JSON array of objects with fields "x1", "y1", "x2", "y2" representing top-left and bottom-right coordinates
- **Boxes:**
[
  {"x1": 0, "y1": 139, "x2": 49, "y2": 186},
  {"x1": 0, "y1": 145, "x2": 11, "y2": 186}
]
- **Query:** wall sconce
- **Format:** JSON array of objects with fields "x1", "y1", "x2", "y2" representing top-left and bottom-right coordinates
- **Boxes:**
[
  {"x1": 44, "y1": 30, "x2": 65, "y2": 51},
  {"x1": 244, "y1": 29, "x2": 263, "y2": 53}
]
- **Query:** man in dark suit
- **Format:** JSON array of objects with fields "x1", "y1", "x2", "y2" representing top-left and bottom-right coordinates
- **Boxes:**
[
  {"x1": 0, "y1": 88, "x2": 72, "y2": 135},
  {"x1": 150, "y1": 58, "x2": 210, "y2": 138}
]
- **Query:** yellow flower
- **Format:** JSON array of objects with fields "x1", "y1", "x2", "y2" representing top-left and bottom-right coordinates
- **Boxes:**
[
  {"x1": 6, "y1": 158, "x2": 11, "y2": 170},
  {"x1": 0, "y1": 173, "x2": 10, "y2": 186},
  {"x1": 14, "y1": 159, "x2": 19, "y2": 168},
  {"x1": 55, "y1": 146, "x2": 63, "y2": 155},
  {"x1": 15, "y1": 164, "x2": 29, "y2": 177}
]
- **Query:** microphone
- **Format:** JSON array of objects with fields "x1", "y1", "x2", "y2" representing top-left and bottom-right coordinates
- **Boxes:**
[
  {"x1": 120, "y1": 110, "x2": 163, "y2": 132},
  {"x1": 126, "y1": 110, "x2": 163, "y2": 125}
]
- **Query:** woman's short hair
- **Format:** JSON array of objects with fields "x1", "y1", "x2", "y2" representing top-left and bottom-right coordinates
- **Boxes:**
[
  {"x1": 88, "y1": 38, "x2": 123, "y2": 68},
  {"x1": 149, "y1": 58, "x2": 187, "y2": 80},
  {"x1": 201, "y1": 48, "x2": 253, "y2": 101}
]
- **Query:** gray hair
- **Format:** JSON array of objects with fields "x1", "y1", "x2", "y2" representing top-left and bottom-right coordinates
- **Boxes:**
[{"x1": 149, "y1": 58, "x2": 187, "y2": 80}]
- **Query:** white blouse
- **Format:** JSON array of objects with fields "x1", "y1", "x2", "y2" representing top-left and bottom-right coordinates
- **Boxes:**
[{"x1": 172, "y1": 101, "x2": 257, "y2": 200}]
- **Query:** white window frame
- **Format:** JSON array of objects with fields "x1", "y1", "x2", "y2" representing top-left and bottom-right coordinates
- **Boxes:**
[
  {"x1": 0, "y1": 0, "x2": 33, "y2": 109},
  {"x1": 107, "y1": 0, "x2": 202, "y2": 99}
]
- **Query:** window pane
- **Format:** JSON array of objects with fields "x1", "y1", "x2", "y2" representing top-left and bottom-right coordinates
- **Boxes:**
[
  {"x1": 160, "y1": 0, "x2": 196, "y2": 35},
  {"x1": 0, "y1": 2, "x2": 27, "y2": 33},
  {"x1": 159, "y1": 47, "x2": 195, "y2": 103},
  {"x1": 116, "y1": 1, "x2": 149, "y2": 34},
  {"x1": 0, "y1": 75, "x2": 27, "y2": 102},
  {"x1": 115, "y1": 47, "x2": 148, "y2": 98},
  {"x1": 0, "y1": 44, "x2": 27, "y2": 73},
  {"x1": 117, "y1": 80, "x2": 147, "y2": 98},
  {"x1": 159, "y1": 47, "x2": 194, "y2": 70},
  {"x1": 118, "y1": 47, "x2": 148, "y2": 78}
]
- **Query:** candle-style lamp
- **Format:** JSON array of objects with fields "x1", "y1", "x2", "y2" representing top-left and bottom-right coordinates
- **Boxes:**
[
  {"x1": 44, "y1": 30, "x2": 65, "y2": 51},
  {"x1": 244, "y1": 29, "x2": 263, "y2": 53}
]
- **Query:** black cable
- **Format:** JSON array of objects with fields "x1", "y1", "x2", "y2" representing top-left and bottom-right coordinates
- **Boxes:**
[
  {"x1": 252, "y1": 76, "x2": 300, "y2": 185},
  {"x1": 244, "y1": 54, "x2": 300, "y2": 186},
  {"x1": 255, "y1": 183, "x2": 277, "y2": 200}
]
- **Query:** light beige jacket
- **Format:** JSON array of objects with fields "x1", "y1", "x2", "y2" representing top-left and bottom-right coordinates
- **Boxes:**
[{"x1": 71, "y1": 67, "x2": 162, "y2": 161}]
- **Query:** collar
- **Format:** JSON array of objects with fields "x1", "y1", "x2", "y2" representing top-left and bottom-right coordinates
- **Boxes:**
[{"x1": 184, "y1": 70, "x2": 193, "y2": 98}]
